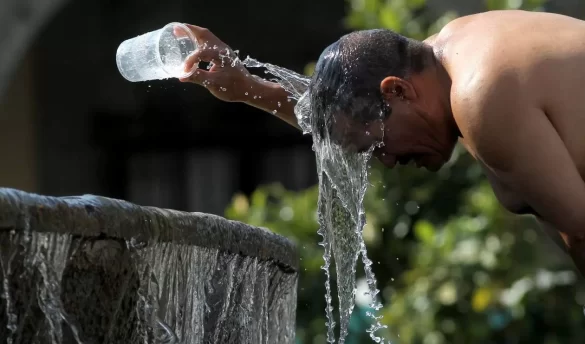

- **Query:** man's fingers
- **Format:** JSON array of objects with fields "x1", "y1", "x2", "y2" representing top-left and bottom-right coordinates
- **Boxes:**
[
  {"x1": 183, "y1": 24, "x2": 231, "y2": 54},
  {"x1": 182, "y1": 24, "x2": 219, "y2": 46},
  {"x1": 179, "y1": 69, "x2": 215, "y2": 86},
  {"x1": 184, "y1": 24, "x2": 212, "y2": 39},
  {"x1": 183, "y1": 48, "x2": 223, "y2": 72},
  {"x1": 173, "y1": 26, "x2": 190, "y2": 39},
  {"x1": 184, "y1": 52, "x2": 200, "y2": 73}
]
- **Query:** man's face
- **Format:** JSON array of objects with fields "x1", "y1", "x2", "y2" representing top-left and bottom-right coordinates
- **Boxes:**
[
  {"x1": 374, "y1": 127, "x2": 448, "y2": 172},
  {"x1": 329, "y1": 114, "x2": 383, "y2": 154},
  {"x1": 331, "y1": 109, "x2": 451, "y2": 172}
]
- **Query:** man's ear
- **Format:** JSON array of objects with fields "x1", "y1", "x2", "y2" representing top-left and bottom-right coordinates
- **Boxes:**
[{"x1": 380, "y1": 76, "x2": 417, "y2": 102}]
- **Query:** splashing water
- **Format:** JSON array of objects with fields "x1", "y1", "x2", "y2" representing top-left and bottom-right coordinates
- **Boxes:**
[
  {"x1": 0, "y1": 191, "x2": 297, "y2": 344},
  {"x1": 240, "y1": 55, "x2": 390, "y2": 343}
]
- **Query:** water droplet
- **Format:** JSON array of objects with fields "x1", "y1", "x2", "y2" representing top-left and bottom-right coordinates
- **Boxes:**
[
  {"x1": 272, "y1": 110, "x2": 277, "y2": 114},
  {"x1": 245, "y1": 92, "x2": 248, "y2": 96},
  {"x1": 277, "y1": 102, "x2": 281, "y2": 107}
]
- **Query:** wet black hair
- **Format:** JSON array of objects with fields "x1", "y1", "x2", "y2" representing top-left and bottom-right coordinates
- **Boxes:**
[{"x1": 308, "y1": 29, "x2": 427, "y2": 140}]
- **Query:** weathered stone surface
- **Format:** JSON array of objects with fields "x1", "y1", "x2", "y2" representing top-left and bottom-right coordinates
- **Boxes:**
[{"x1": 0, "y1": 188, "x2": 298, "y2": 344}]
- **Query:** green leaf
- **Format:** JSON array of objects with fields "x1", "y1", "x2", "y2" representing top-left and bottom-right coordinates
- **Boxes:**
[
  {"x1": 379, "y1": 6, "x2": 402, "y2": 31},
  {"x1": 485, "y1": 0, "x2": 509, "y2": 10},
  {"x1": 414, "y1": 220, "x2": 436, "y2": 245},
  {"x1": 406, "y1": 0, "x2": 426, "y2": 10},
  {"x1": 345, "y1": 11, "x2": 366, "y2": 30},
  {"x1": 364, "y1": 0, "x2": 381, "y2": 13}
]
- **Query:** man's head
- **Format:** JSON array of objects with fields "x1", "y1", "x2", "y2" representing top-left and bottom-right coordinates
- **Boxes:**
[{"x1": 308, "y1": 29, "x2": 457, "y2": 171}]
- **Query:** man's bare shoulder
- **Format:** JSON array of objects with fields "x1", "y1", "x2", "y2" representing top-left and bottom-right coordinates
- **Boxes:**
[
  {"x1": 437, "y1": 10, "x2": 585, "y2": 77},
  {"x1": 451, "y1": 62, "x2": 520, "y2": 118},
  {"x1": 451, "y1": 67, "x2": 525, "y2": 168}
]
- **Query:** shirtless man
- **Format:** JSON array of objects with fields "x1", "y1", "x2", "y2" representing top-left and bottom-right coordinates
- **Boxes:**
[{"x1": 179, "y1": 10, "x2": 585, "y2": 276}]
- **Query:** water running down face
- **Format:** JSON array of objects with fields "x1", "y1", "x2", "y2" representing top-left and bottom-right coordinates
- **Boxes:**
[{"x1": 328, "y1": 102, "x2": 452, "y2": 172}]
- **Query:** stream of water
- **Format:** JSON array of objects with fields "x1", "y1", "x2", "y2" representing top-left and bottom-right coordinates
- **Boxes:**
[
  {"x1": 0, "y1": 227, "x2": 296, "y2": 344},
  {"x1": 240, "y1": 55, "x2": 390, "y2": 343}
]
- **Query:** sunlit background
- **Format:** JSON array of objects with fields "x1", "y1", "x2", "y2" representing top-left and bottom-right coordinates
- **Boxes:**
[{"x1": 2, "y1": 0, "x2": 585, "y2": 343}]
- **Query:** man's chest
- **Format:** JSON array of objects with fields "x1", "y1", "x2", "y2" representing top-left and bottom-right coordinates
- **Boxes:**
[
  {"x1": 457, "y1": 139, "x2": 538, "y2": 216},
  {"x1": 482, "y1": 167, "x2": 537, "y2": 216}
]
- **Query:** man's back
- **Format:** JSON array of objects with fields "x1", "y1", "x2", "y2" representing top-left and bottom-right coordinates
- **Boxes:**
[
  {"x1": 441, "y1": 11, "x2": 585, "y2": 170},
  {"x1": 425, "y1": 10, "x2": 585, "y2": 272},
  {"x1": 437, "y1": 10, "x2": 585, "y2": 198}
]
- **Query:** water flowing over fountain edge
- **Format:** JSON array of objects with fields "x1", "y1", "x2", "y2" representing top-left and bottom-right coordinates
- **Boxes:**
[
  {"x1": 0, "y1": 187, "x2": 300, "y2": 344},
  {"x1": 0, "y1": 187, "x2": 299, "y2": 273}
]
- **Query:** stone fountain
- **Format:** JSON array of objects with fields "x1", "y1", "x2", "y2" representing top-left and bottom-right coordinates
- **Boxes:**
[{"x1": 0, "y1": 188, "x2": 298, "y2": 344}]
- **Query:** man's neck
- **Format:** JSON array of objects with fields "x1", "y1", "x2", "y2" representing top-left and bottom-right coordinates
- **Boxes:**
[
  {"x1": 435, "y1": 61, "x2": 459, "y2": 137},
  {"x1": 420, "y1": 42, "x2": 459, "y2": 138}
]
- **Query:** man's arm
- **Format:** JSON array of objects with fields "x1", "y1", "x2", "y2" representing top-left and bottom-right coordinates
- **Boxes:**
[
  {"x1": 479, "y1": 158, "x2": 569, "y2": 254},
  {"x1": 458, "y1": 77, "x2": 585, "y2": 275},
  {"x1": 179, "y1": 24, "x2": 301, "y2": 130},
  {"x1": 241, "y1": 77, "x2": 300, "y2": 129}
]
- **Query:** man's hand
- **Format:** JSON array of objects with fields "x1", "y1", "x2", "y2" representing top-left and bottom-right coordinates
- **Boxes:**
[
  {"x1": 176, "y1": 23, "x2": 301, "y2": 129},
  {"x1": 177, "y1": 24, "x2": 253, "y2": 103}
]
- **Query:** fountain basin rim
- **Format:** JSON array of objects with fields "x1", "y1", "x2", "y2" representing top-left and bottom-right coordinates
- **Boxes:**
[{"x1": 0, "y1": 188, "x2": 298, "y2": 272}]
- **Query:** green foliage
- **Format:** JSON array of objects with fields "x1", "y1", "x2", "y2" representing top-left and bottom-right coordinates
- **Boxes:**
[{"x1": 226, "y1": 0, "x2": 585, "y2": 342}]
